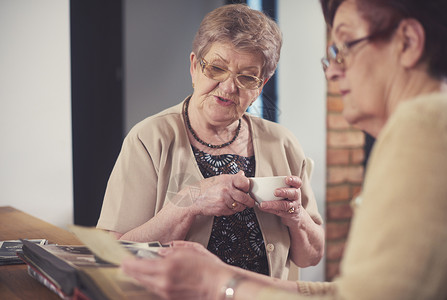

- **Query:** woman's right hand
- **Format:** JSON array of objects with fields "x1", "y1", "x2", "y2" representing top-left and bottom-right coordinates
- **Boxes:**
[{"x1": 190, "y1": 171, "x2": 255, "y2": 216}]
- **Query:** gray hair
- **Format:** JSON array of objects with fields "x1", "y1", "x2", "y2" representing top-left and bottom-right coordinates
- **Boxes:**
[{"x1": 192, "y1": 4, "x2": 282, "y2": 79}]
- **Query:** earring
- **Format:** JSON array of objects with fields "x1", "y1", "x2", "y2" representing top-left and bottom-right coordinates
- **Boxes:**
[{"x1": 192, "y1": 82, "x2": 195, "y2": 88}]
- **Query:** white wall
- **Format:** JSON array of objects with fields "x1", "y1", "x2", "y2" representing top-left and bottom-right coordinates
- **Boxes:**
[
  {"x1": 0, "y1": 0, "x2": 73, "y2": 228},
  {"x1": 278, "y1": 0, "x2": 327, "y2": 281}
]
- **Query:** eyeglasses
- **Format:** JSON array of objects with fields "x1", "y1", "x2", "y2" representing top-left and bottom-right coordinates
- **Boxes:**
[
  {"x1": 199, "y1": 58, "x2": 263, "y2": 90},
  {"x1": 321, "y1": 35, "x2": 372, "y2": 72},
  {"x1": 321, "y1": 25, "x2": 399, "y2": 72}
]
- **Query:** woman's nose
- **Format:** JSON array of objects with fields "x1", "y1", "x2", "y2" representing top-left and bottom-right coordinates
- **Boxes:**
[
  {"x1": 219, "y1": 75, "x2": 238, "y2": 93},
  {"x1": 325, "y1": 60, "x2": 344, "y2": 81}
]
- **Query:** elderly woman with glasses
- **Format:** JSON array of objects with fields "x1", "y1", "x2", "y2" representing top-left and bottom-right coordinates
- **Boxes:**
[
  {"x1": 120, "y1": 0, "x2": 447, "y2": 299},
  {"x1": 97, "y1": 4, "x2": 324, "y2": 279}
]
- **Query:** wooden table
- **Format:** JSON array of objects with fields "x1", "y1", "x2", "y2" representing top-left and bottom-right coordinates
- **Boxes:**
[{"x1": 0, "y1": 206, "x2": 82, "y2": 299}]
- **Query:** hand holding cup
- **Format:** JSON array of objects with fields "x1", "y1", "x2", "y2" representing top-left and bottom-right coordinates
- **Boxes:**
[{"x1": 249, "y1": 175, "x2": 303, "y2": 222}]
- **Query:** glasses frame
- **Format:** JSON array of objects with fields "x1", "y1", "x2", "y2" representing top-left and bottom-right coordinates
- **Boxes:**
[
  {"x1": 199, "y1": 58, "x2": 263, "y2": 90},
  {"x1": 321, "y1": 24, "x2": 400, "y2": 72},
  {"x1": 321, "y1": 35, "x2": 372, "y2": 72}
]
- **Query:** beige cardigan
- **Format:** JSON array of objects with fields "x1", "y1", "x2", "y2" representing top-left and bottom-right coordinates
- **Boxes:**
[
  {"x1": 97, "y1": 98, "x2": 323, "y2": 279},
  {"x1": 260, "y1": 93, "x2": 447, "y2": 299}
]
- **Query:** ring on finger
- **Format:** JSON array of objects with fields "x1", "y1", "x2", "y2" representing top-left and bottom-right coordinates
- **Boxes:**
[
  {"x1": 288, "y1": 207, "x2": 295, "y2": 214},
  {"x1": 231, "y1": 202, "x2": 238, "y2": 209}
]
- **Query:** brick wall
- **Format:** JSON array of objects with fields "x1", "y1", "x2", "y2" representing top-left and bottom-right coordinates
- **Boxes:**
[{"x1": 325, "y1": 80, "x2": 365, "y2": 281}]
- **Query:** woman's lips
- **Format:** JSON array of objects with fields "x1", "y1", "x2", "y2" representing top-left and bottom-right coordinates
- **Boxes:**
[
  {"x1": 215, "y1": 95, "x2": 234, "y2": 106},
  {"x1": 340, "y1": 90, "x2": 350, "y2": 96}
]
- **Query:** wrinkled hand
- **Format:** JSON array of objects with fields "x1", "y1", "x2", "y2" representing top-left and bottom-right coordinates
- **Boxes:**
[
  {"x1": 121, "y1": 241, "x2": 231, "y2": 300},
  {"x1": 257, "y1": 176, "x2": 303, "y2": 227},
  {"x1": 191, "y1": 171, "x2": 255, "y2": 216}
]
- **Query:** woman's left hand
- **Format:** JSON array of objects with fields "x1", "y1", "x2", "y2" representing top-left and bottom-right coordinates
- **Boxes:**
[
  {"x1": 257, "y1": 175, "x2": 302, "y2": 227},
  {"x1": 258, "y1": 176, "x2": 325, "y2": 267}
]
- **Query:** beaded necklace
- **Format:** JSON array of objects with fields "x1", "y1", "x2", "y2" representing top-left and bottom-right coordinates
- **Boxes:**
[{"x1": 184, "y1": 97, "x2": 241, "y2": 149}]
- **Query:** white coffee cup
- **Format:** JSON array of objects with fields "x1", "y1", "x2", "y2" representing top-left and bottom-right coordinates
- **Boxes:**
[{"x1": 249, "y1": 176, "x2": 289, "y2": 204}]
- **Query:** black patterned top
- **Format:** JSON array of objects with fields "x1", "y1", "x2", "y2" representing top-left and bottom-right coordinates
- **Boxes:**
[{"x1": 192, "y1": 145, "x2": 269, "y2": 275}]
